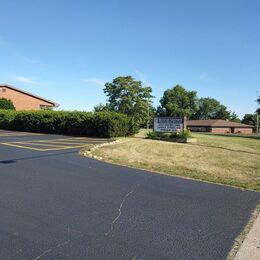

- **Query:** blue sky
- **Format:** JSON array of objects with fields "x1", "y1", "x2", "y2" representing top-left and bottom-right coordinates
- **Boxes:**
[{"x1": 0, "y1": 0, "x2": 259, "y2": 117}]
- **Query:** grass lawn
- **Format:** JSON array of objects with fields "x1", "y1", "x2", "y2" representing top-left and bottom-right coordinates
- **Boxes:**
[{"x1": 88, "y1": 130, "x2": 260, "y2": 191}]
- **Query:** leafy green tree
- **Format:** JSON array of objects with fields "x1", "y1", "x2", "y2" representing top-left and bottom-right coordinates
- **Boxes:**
[
  {"x1": 192, "y1": 97, "x2": 222, "y2": 119},
  {"x1": 257, "y1": 95, "x2": 260, "y2": 114},
  {"x1": 141, "y1": 104, "x2": 156, "y2": 128},
  {"x1": 229, "y1": 112, "x2": 240, "y2": 122},
  {"x1": 242, "y1": 114, "x2": 258, "y2": 126},
  {"x1": 156, "y1": 105, "x2": 166, "y2": 117},
  {"x1": 192, "y1": 97, "x2": 239, "y2": 121},
  {"x1": 93, "y1": 103, "x2": 110, "y2": 112},
  {"x1": 213, "y1": 105, "x2": 230, "y2": 120},
  {"x1": 104, "y1": 76, "x2": 154, "y2": 126},
  {"x1": 158, "y1": 85, "x2": 197, "y2": 118},
  {"x1": 0, "y1": 98, "x2": 15, "y2": 110}
]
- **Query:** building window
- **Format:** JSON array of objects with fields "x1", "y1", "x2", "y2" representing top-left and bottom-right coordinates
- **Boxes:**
[
  {"x1": 40, "y1": 105, "x2": 53, "y2": 110},
  {"x1": 2, "y1": 88, "x2": 6, "y2": 93}
]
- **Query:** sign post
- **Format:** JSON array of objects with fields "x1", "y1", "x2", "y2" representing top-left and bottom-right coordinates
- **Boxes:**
[{"x1": 153, "y1": 117, "x2": 186, "y2": 133}]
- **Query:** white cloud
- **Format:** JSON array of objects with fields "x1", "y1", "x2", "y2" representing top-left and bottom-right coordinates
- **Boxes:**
[
  {"x1": 14, "y1": 76, "x2": 40, "y2": 85},
  {"x1": 82, "y1": 78, "x2": 106, "y2": 87},
  {"x1": 135, "y1": 70, "x2": 151, "y2": 86}
]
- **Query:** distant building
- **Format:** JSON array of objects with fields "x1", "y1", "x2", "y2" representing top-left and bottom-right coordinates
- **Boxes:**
[
  {"x1": 187, "y1": 120, "x2": 253, "y2": 134},
  {"x1": 0, "y1": 84, "x2": 59, "y2": 110}
]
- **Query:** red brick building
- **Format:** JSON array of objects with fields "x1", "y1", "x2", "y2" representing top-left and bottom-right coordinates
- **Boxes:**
[
  {"x1": 187, "y1": 120, "x2": 253, "y2": 134},
  {"x1": 0, "y1": 84, "x2": 59, "y2": 110}
]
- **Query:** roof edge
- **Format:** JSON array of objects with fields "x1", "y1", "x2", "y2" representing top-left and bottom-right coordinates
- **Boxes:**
[
  {"x1": 187, "y1": 119, "x2": 254, "y2": 128},
  {"x1": 0, "y1": 83, "x2": 59, "y2": 107}
]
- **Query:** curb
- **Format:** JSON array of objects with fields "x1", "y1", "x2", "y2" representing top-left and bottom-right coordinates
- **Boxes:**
[
  {"x1": 234, "y1": 206, "x2": 260, "y2": 260},
  {"x1": 82, "y1": 139, "x2": 122, "y2": 160}
]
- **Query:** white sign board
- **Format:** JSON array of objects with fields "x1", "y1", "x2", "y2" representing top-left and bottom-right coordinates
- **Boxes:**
[{"x1": 154, "y1": 117, "x2": 185, "y2": 132}]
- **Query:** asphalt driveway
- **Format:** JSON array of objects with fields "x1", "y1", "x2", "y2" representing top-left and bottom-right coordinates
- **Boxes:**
[{"x1": 0, "y1": 130, "x2": 259, "y2": 259}]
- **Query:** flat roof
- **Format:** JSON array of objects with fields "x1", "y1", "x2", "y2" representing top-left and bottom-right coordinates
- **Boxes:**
[
  {"x1": 187, "y1": 119, "x2": 253, "y2": 128},
  {"x1": 0, "y1": 84, "x2": 59, "y2": 107}
]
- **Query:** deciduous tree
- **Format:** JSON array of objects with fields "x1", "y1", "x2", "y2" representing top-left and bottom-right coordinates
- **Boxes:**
[
  {"x1": 103, "y1": 76, "x2": 154, "y2": 126},
  {"x1": 192, "y1": 97, "x2": 239, "y2": 121},
  {"x1": 242, "y1": 114, "x2": 258, "y2": 126},
  {"x1": 158, "y1": 85, "x2": 197, "y2": 118}
]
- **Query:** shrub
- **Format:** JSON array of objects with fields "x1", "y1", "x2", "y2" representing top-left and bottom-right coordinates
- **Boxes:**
[
  {"x1": 128, "y1": 117, "x2": 140, "y2": 136},
  {"x1": 146, "y1": 131, "x2": 169, "y2": 139},
  {"x1": 0, "y1": 110, "x2": 136, "y2": 138},
  {"x1": 146, "y1": 131, "x2": 158, "y2": 139},
  {"x1": 147, "y1": 129, "x2": 192, "y2": 140},
  {"x1": 0, "y1": 98, "x2": 15, "y2": 110},
  {"x1": 0, "y1": 109, "x2": 16, "y2": 128},
  {"x1": 169, "y1": 130, "x2": 192, "y2": 139},
  {"x1": 176, "y1": 129, "x2": 192, "y2": 138}
]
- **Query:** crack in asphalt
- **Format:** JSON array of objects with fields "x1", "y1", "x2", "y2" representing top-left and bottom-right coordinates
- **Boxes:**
[
  {"x1": 107, "y1": 174, "x2": 153, "y2": 236},
  {"x1": 111, "y1": 189, "x2": 135, "y2": 228},
  {"x1": 34, "y1": 239, "x2": 72, "y2": 260},
  {"x1": 34, "y1": 225, "x2": 83, "y2": 260},
  {"x1": 34, "y1": 175, "x2": 153, "y2": 258}
]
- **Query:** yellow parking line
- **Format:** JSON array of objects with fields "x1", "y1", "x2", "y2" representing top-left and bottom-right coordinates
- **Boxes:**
[
  {"x1": 35, "y1": 140, "x2": 102, "y2": 145},
  {"x1": 39, "y1": 145, "x2": 87, "y2": 151},
  {"x1": 11, "y1": 142, "x2": 75, "y2": 148},
  {"x1": 0, "y1": 133, "x2": 45, "y2": 137},
  {"x1": 5, "y1": 139, "x2": 94, "y2": 145},
  {"x1": 1, "y1": 143, "x2": 48, "y2": 151},
  {"x1": 34, "y1": 141, "x2": 92, "y2": 145},
  {"x1": 0, "y1": 136, "x2": 108, "y2": 151},
  {"x1": 65, "y1": 137, "x2": 109, "y2": 141},
  {"x1": 0, "y1": 135, "x2": 29, "y2": 137},
  {"x1": 4, "y1": 138, "x2": 105, "y2": 145},
  {"x1": 1, "y1": 142, "x2": 88, "y2": 151},
  {"x1": 50, "y1": 138, "x2": 106, "y2": 141}
]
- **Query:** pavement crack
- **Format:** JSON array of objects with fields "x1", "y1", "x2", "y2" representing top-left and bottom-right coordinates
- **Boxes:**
[
  {"x1": 34, "y1": 239, "x2": 71, "y2": 260},
  {"x1": 111, "y1": 189, "x2": 135, "y2": 228},
  {"x1": 107, "y1": 175, "x2": 153, "y2": 235},
  {"x1": 34, "y1": 226, "x2": 84, "y2": 259}
]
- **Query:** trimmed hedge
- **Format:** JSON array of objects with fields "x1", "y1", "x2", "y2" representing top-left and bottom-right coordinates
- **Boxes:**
[{"x1": 0, "y1": 110, "x2": 138, "y2": 138}]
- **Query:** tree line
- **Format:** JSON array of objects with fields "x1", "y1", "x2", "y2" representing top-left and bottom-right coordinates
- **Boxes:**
[
  {"x1": 1, "y1": 76, "x2": 259, "y2": 129},
  {"x1": 94, "y1": 75, "x2": 259, "y2": 128}
]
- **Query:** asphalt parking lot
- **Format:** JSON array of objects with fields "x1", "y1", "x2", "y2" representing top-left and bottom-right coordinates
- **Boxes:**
[
  {"x1": 0, "y1": 130, "x2": 259, "y2": 259},
  {"x1": 0, "y1": 129, "x2": 110, "y2": 151}
]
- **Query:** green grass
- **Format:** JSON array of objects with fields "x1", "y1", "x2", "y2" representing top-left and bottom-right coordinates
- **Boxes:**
[{"x1": 86, "y1": 130, "x2": 260, "y2": 191}]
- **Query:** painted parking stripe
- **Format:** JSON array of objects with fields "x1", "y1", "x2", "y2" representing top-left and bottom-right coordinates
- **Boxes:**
[
  {"x1": 3, "y1": 138, "x2": 107, "y2": 145},
  {"x1": 33, "y1": 140, "x2": 105, "y2": 144},
  {"x1": 3, "y1": 139, "x2": 103, "y2": 145},
  {"x1": 12, "y1": 142, "x2": 90, "y2": 148},
  {"x1": 1, "y1": 143, "x2": 52, "y2": 151},
  {"x1": 1, "y1": 142, "x2": 87, "y2": 151},
  {"x1": 0, "y1": 132, "x2": 44, "y2": 137},
  {"x1": 0, "y1": 135, "x2": 109, "y2": 151},
  {"x1": 10, "y1": 142, "x2": 77, "y2": 148},
  {"x1": 28, "y1": 141, "x2": 97, "y2": 145}
]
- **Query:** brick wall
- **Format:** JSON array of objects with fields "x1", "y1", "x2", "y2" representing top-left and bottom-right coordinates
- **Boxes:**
[
  {"x1": 0, "y1": 86, "x2": 54, "y2": 110},
  {"x1": 211, "y1": 127, "x2": 231, "y2": 134},
  {"x1": 234, "y1": 128, "x2": 253, "y2": 134},
  {"x1": 211, "y1": 127, "x2": 252, "y2": 134}
]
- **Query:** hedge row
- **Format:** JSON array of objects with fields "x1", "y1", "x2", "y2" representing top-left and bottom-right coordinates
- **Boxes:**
[{"x1": 0, "y1": 110, "x2": 138, "y2": 138}]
